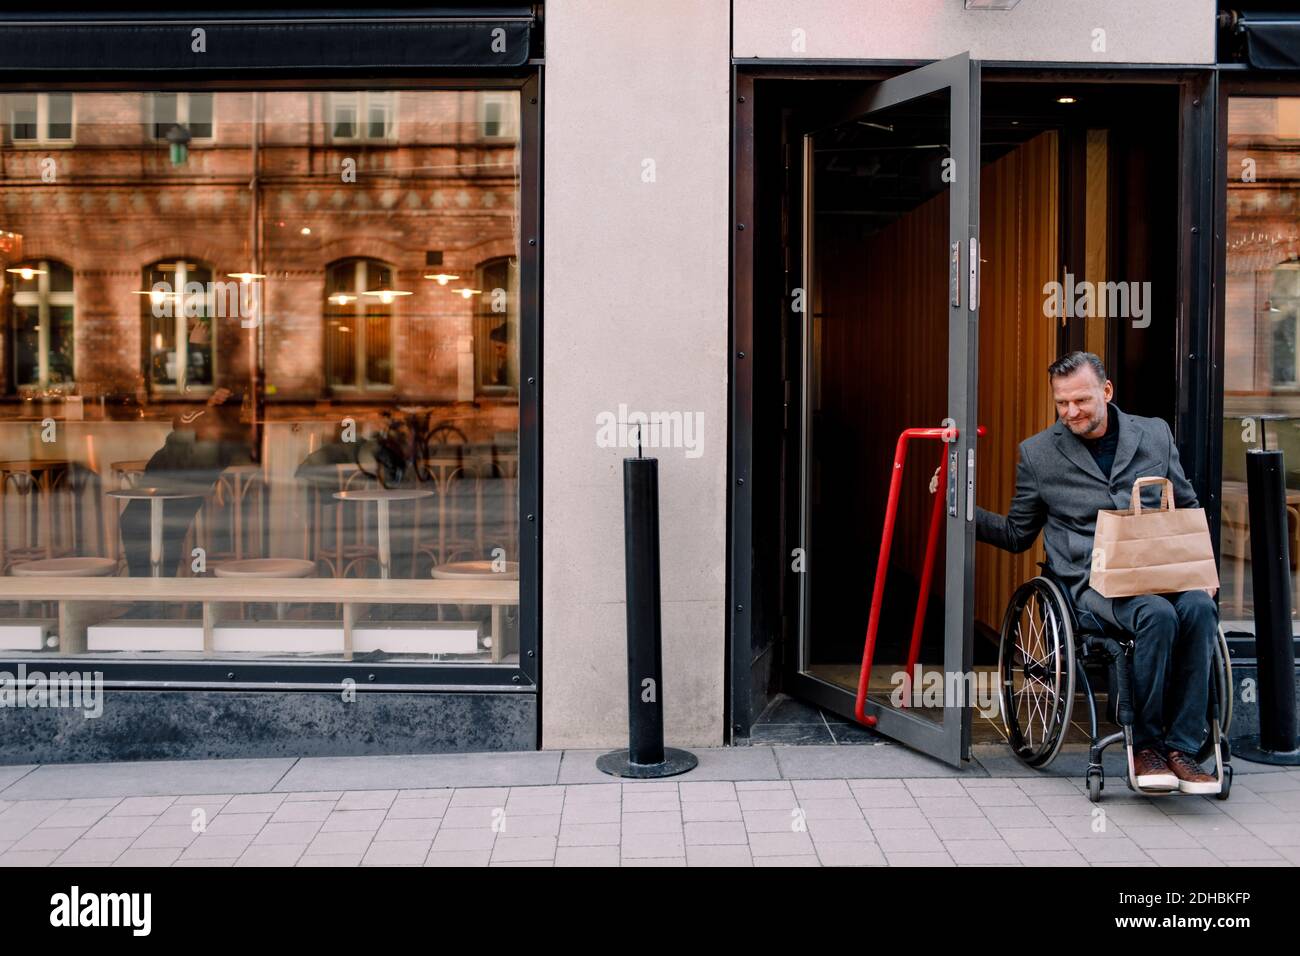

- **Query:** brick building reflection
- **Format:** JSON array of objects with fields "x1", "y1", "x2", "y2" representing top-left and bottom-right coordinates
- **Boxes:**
[{"x1": 0, "y1": 90, "x2": 522, "y2": 588}]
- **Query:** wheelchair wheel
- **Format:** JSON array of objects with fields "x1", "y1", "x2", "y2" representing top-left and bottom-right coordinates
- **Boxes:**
[
  {"x1": 999, "y1": 576, "x2": 1076, "y2": 768},
  {"x1": 1196, "y1": 625, "x2": 1233, "y2": 766}
]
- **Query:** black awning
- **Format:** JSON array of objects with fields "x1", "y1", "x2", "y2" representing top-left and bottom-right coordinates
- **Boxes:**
[
  {"x1": 1237, "y1": 11, "x2": 1300, "y2": 70},
  {"x1": 0, "y1": 7, "x2": 536, "y2": 71}
]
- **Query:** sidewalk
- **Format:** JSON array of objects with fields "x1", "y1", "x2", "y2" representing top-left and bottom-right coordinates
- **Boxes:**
[{"x1": 1, "y1": 742, "x2": 1297, "y2": 867}]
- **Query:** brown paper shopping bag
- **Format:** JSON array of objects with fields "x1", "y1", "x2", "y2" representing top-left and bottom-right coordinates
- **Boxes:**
[{"x1": 1089, "y1": 476, "x2": 1220, "y2": 599}]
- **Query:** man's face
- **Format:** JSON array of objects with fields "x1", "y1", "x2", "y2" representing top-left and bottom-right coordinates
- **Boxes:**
[{"x1": 1052, "y1": 367, "x2": 1114, "y2": 439}]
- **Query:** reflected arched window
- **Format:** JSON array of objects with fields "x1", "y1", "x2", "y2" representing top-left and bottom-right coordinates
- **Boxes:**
[
  {"x1": 9, "y1": 259, "x2": 74, "y2": 389},
  {"x1": 140, "y1": 258, "x2": 215, "y2": 392},
  {"x1": 475, "y1": 255, "x2": 518, "y2": 397},
  {"x1": 325, "y1": 258, "x2": 399, "y2": 389}
]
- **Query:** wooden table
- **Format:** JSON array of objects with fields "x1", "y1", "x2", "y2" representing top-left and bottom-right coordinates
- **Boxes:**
[{"x1": 334, "y1": 487, "x2": 433, "y2": 579}]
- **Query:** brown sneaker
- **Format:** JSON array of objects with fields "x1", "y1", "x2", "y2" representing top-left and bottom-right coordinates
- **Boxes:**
[
  {"x1": 1133, "y1": 748, "x2": 1177, "y2": 792},
  {"x1": 1167, "y1": 750, "x2": 1218, "y2": 795}
]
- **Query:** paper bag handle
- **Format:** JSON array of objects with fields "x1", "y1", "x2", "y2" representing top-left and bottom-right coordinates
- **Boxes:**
[{"x1": 1131, "y1": 476, "x2": 1174, "y2": 515}]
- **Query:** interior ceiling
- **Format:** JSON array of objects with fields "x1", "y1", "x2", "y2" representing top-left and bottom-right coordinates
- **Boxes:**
[{"x1": 811, "y1": 82, "x2": 1175, "y2": 232}]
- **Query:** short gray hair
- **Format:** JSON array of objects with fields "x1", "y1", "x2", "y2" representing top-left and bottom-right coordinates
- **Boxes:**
[{"x1": 1048, "y1": 350, "x2": 1107, "y2": 385}]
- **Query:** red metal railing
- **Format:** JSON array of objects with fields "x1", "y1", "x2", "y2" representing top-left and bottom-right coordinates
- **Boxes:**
[{"x1": 853, "y1": 424, "x2": 985, "y2": 726}]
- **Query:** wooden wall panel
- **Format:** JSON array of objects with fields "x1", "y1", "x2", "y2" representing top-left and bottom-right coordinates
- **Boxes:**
[
  {"x1": 974, "y1": 131, "x2": 1058, "y2": 630},
  {"x1": 813, "y1": 131, "x2": 1058, "y2": 640}
]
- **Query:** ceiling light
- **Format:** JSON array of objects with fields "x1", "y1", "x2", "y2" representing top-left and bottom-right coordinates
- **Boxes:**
[
  {"x1": 1056, "y1": 96, "x2": 1078, "y2": 105},
  {"x1": 362, "y1": 289, "x2": 413, "y2": 305},
  {"x1": 6, "y1": 266, "x2": 45, "y2": 280},
  {"x1": 456, "y1": 288, "x2": 484, "y2": 299},
  {"x1": 227, "y1": 272, "x2": 266, "y2": 283},
  {"x1": 424, "y1": 273, "x2": 461, "y2": 285}
]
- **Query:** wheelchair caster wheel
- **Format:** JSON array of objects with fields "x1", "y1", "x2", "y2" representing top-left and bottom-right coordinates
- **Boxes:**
[
  {"x1": 1086, "y1": 769, "x2": 1103, "y2": 803},
  {"x1": 1216, "y1": 765, "x2": 1232, "y2": 801}
]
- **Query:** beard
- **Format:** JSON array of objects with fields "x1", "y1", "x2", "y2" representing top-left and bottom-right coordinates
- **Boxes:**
[{"x1": 1064, "y1": 410, "x2": 1105, "y2": 437}]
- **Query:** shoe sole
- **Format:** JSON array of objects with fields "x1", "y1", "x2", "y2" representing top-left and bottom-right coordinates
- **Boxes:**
[
  {"x1": 1135, "y1": 773, "x2": 1178, "y2": 792},
  {"x1": 1176, "y1": 778, "x2": 1220, "y2": 795}
]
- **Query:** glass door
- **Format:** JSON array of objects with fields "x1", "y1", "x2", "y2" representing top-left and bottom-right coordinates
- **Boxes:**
[{"x1": 788, "y1": 53, "x2": 980, "y2": 766}]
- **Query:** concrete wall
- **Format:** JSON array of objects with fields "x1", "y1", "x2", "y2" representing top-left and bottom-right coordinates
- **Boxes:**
[
  {"x1": 541, "y1": 1, "x2": 730, "y2": 748},
  {"x1": 733, "y1": 0, "x2": 1216, "y2": 64}
]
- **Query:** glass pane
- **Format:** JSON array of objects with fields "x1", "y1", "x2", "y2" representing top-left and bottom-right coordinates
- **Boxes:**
[
  {"x1": 803, "y1": 89, "x2": 953, "y2": 724},
  {"x1": 1222, "y1": 96, "x2": 1300, "y2": 627},
  {"x1": 0, "y1": 88, "x2": 523, "y2": 666},
  {"x1": 47, "y1": 93, "x2": 72, "y2": 139},
  {"x1": 153, "y1": 92, "x2": 178, "y2": 139},
  {"x1": 188, "y1": 93, "x2": 214, "y2": 138},
  {"x1": 49, "y1": 306, "x2": 75, "y2": 384},
  {"x1": 10, "y1": 93, "x2": 37, "y2": 140},
  {"x1": 11, "y1": 305, "x2": 39, "y2": 386},
  {"x1": 48, "y1": 261, "x2": 74, "y2": 293}
]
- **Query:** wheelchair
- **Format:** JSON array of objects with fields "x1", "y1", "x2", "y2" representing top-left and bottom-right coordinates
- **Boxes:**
[{"x1": 997, "y1": 568, "x2": 1233, "y2": 802}]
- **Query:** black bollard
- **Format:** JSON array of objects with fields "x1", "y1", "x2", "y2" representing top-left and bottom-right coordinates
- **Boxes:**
[
  {"x1": 1233, "y1": 449, "x2": 1300, "y2": 765},
  {"x1": 597, "y1": 445, "x2": 698, "y2": 778}
]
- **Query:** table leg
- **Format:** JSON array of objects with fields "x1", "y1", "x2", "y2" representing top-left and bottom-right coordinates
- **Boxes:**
[
  {"x1": 150, "y1": 497, "x2": 164, "y2": 578},
  {"x1": 491, "y1": 604, "x2": 503, "y2": 663},
  {"x1": 377, "y1": 499, "x2": 391, "y2": 580}
]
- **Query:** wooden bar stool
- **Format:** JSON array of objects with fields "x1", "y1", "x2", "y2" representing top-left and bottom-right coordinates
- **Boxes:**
[
  {"x1": 10, "y1": 555, "x2": 117, "y2": 618},
  {"x1": 214, "y1": 557, "x2": 316, "y2": 620},
  {"x1": 0, "y1": 459, "x2": 74, "y2": 574}
]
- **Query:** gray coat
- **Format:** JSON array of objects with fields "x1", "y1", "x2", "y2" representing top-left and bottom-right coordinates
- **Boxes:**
[{"x1": 975, "y1": 403, "x2": 1200, "y2": 621}]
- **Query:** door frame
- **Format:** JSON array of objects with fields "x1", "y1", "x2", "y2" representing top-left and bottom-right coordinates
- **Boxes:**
[
  {"x1": 728, "y1": 62, "x2": 1219, "y2": 751},
  {"x1": 781, "y1": 52, "x2": 981, "y2": 766}
]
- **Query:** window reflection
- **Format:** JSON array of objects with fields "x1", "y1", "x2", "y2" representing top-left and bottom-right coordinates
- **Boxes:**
[
  {"x1": 1222, "y1": 95, "x2": 1300, "y2": 624},
  {"x1": 0, "y1": 89, "x2": 523, "y2": 664}
]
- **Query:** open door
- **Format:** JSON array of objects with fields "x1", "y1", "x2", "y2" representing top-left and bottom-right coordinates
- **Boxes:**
[{"x1": 787, "y1": 52, "x2": 980, "y2": 766}]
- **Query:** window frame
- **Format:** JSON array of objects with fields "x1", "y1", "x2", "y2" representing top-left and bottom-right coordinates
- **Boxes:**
[
  {"x1": 7, "y1": 92, "x2": 74, "y2": 146},
  {"x1": 0, "y1": 75, "x2": 540, "y2": 695},
  {"x1": 324, "y1": 257, "x2": 398, "y2": 393},
  {"x1": 474, "y1": 254, "x2": 519, "y2": 398},
  {"x1": 327, "y1": 90, "x2": 397, "y2": 144},
  {"x1": 149, "y1": 91, "x2": 216, "y2": 144},
  {"x1": 141, "y1": 257, "x2": 218, "y2": 396},
  {"x1": 9, "y1": 258, "x2": 75, "y2": 390}
]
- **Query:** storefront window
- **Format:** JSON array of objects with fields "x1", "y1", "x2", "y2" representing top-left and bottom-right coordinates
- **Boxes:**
[
  {"x1": 0, "y1": 88, "x2": 523, "y2": 666},
  {"x1": 1222, "y1": 95, "x2": 1300, "y2": 625}
]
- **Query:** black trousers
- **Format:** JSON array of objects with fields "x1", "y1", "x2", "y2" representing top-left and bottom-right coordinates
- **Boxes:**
[{"x1": 1078, "y1": 588, "x2": 1217, "y2": 754}]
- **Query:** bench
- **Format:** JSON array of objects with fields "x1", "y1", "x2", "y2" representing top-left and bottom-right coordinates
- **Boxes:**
[{"x1": 0, "y1": 577, "x2": 520, "y2": 662}]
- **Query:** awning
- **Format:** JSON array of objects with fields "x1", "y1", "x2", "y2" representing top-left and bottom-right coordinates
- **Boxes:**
[
  {"x1": 0, "y1": 6, "x2": 536, "y2": 71},
  {"x1": 1235, "y1": 11, "x2": 1300, "y2": 70}
]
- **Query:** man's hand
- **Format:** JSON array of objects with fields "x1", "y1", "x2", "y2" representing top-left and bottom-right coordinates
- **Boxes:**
[{"x1": 1203, "y1": 587, "x2": 1218, "y2": 598}]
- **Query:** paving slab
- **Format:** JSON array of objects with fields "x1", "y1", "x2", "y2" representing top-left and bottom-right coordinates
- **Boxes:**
[
  {"x1": 0, "y1": 758, "x2": 295, "y2": 799},
  {"x1": 274, "y1": 751, "x2": 561, "y2": 791}
]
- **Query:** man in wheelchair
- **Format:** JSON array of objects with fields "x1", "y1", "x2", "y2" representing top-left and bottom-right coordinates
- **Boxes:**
[{"x1": 976, "y1": 351, "x2": 1219, "y2": 794}]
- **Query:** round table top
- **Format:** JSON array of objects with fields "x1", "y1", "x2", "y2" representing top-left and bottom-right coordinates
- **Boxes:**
[
  {"x1": 334, "y1": 488, "x2": 434, "y2": 502},
  {"x1": 214, "y1": 558, "x2": 317, "y2": 578},
  {"x1": 1227, "y1": 413, "x2": 1294, "y2": 421},
  {"x1": 107, "y1": 487, "x2": 207, "y2": 500},
  {"x1": 10, "y1": 556, "x2": 117, "y2": 577},
  {"x1": 431, "y1": 560, "x2": 520, "y2": 580}
]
